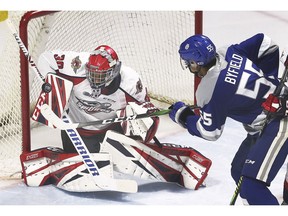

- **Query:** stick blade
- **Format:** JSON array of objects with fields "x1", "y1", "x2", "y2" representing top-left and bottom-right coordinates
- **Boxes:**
[{"x1": 112, "y1": 179, "x2": 138, "y2": 193}]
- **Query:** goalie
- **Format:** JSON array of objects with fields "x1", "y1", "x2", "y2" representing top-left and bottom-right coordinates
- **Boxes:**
[{"x1": 21, "y1": 45, "x2": 211, "y2": 193}]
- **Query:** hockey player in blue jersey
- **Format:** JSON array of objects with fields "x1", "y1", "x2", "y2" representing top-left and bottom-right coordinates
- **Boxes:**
[{"x1": 169, "y1": 33, "x2": 288, "y2": 205}]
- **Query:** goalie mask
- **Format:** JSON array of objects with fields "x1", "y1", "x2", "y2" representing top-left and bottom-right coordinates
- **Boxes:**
[
  {"x1": 179, "y1": 34, "x2": 216, "y2": 73},
  {"x1": 85, "y1": 45, "x2": 121, "y2": 89}
]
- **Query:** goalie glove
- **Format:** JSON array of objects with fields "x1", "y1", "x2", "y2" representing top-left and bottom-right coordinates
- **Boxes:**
[
  {"x1": 117, "y1": 101, "x2": 159, "y2": 143},
  {"x1": 261, "y1": 93, "x2": 288, "y2": 117}
]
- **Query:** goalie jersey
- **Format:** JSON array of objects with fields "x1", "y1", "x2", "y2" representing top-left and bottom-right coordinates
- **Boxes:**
[
  {"x1": 187, "y1": 33, "x2": 281, "y2": 140},
  {"x1": 37, "y1": 50, "x2": 148, "y2": 133}
]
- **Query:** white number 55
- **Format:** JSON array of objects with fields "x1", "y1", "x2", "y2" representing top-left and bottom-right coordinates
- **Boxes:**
[{"x1": 200, "y1": 111, "x2": 212, "y2": 126}]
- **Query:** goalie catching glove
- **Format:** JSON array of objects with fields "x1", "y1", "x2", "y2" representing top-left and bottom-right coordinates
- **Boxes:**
[{"x1": 117, "y1": 101, "x2": 159, "y2": 143}]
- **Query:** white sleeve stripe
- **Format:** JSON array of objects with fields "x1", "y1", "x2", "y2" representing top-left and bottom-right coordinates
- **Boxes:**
[
  {"x1": 258, "y1": 35, "x2": 278, "y2": 59},
  {"x1": 196, "y1": 119, "x2": 223, "y2": 141},
  {"x1": 256, "y1": 117, "x2": 288, "y2": 181}
]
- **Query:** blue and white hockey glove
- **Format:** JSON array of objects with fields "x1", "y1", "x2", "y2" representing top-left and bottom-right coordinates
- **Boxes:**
[{"x1": 169, "y1": 101, "x2": 195, "y2": 128}]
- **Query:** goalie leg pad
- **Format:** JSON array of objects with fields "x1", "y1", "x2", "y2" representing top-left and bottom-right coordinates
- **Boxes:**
[
  {"x1": 20, "y1": 147, "x2": 136, "y2": 192},
  {"x1": 101, "y1": 130, "x2": 212, "y2": 190}
]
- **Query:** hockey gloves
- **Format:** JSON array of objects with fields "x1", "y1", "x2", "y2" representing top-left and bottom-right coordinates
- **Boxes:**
[
  {"x1": 262, "y1": 93, "x2": 288, "y2": 117},
  {"x1": 169, "y1": 101, "x2": 195, "y2": 128},
  {"x1": 117, "y1": 102, "x2": 159, "y2": 143}
]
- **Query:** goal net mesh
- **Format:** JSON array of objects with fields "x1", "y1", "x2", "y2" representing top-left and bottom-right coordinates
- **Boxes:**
[{"x1": 0, "y1": 11, "x2": 199, "y2": 179}]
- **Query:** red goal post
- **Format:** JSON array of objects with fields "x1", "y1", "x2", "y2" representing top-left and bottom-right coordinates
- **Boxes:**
[{"x1": 0, "y1": 11, "x2": 202, "y2": 179}]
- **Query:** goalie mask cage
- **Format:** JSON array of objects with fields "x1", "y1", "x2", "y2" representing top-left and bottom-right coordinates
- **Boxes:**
[{"x1": 0, "y1": 11, "x2": 202, "y2": 179}]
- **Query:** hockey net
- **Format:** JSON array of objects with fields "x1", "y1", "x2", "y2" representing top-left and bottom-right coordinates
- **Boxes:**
[{"x1": 0, "y1": 11, "x2": 202, "y2": 179}]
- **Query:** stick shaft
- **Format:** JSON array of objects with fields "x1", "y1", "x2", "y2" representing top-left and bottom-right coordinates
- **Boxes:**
[
  {"x1": 5, "y1": 16, "x2": 45, "y2": 81},
  {"x1": 40, "y1": 104, "x2": 171, "y2": 129},
  {"x1": 229, "y1": 176, "x2": 243, "y2": 205}
]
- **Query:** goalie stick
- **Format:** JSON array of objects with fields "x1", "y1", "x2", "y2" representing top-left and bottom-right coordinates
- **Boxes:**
[
  {"x1": 40, "y1": 103, "x2": 201, "y2": 130},
  {"x1": 41, "y1": 103, "x2": 172, "y2": 129},
  {"x1": 229, "y1": 55, "x2": 288, "y2": 205},
  {"x1": 61, "y1": 114, "x2": 137, "y2": 193}
]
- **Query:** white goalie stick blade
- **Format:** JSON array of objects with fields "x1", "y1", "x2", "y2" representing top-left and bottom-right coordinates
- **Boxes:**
[
  {"x1": 40, "y1": 104, "x2": 79, "y2": 129},
  {"x1": 91, "y1": 174, "x2": 137, "y2": 193},
  {"x1": 99, "y1": 178, "x2": 137, "y2": 193},
  {"x1": 109, "y1": 179, "x2": 138, "y2": 193}
]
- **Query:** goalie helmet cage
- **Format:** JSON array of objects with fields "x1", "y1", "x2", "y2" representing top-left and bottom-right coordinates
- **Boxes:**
[{"x1": 0, "y1": 11, "x2": 202, "y2": 179}]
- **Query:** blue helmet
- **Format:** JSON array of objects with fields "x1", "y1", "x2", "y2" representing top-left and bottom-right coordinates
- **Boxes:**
[{"x1": 179, "y1": 34, "x2": 216, "y2": 66}]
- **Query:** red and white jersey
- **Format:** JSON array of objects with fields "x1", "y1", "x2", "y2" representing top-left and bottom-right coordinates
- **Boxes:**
[{"x1": 37, "y1": 50, "x2": 148, "y2": 134}]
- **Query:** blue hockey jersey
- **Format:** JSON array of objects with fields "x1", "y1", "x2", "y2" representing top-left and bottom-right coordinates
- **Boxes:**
[{"x1": 186, "y1": 33, "x2": 281, "y2": 141}]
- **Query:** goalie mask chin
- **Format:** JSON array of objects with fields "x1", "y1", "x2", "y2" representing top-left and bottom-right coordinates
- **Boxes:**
[{"x1": 89, "y1": 72, "x2": 121, "y2": 98}]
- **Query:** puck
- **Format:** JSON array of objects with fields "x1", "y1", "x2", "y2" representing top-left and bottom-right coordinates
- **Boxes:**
[{"x1": 42, "y1": 83, "x2": 52, "y2": 93}]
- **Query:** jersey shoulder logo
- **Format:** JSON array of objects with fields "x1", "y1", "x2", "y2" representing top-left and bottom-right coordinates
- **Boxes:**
[
  {"x1": 135, "y1": 79, "x2": 143, "y2": 94},
  {"x1": 71, "y1": 56, "x2": 82, "y2": 73}
]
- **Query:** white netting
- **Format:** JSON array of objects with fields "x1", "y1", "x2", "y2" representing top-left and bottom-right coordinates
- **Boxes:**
[
  {"x1": 0, "y1": 11, "x2": 25, "y2": 178},
  {"x1": 0, "y1": 11, "x2": 198, "y2": 178},
  {"x1": 0, "y1": 11, "x2": 49, "y2": 178},
  {"x1": 31, "y1": 11, "x2": 196, "y2": 104}
]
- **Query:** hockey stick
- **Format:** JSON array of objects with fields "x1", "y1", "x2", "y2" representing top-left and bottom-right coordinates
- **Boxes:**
[
  {"x1": 2, "y1": 11, "x2": 44, "y2": 81},
  {"x1": 40, "y1": 103, "x2": 173, "y2": 130},
  {"x1": 62, "y1": 114, "x2": 137, "y2": 193},
  {"x1": 229, "y1": 176, "x2": 243, "y2": 205},
  {"x1": 229, "y1": 56, "x2": 288, "y2": 205},
  {"x1": 260, "y1": 56, "x2": 288, "y2": 132},
  {"x1": 0, "y1": 11, "x2": 51, "y2": 92}
]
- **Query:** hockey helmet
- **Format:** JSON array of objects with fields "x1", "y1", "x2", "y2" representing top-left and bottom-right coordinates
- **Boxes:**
[
  {"x1": 85, "y1": 45, "x2": 121, "y2": 88},
  {"x1": 179, "y1": 34, "x2": 216, "y2": 69}
]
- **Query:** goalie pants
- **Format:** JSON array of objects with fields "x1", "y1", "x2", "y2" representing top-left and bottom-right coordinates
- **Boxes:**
[{"x1": 61, "y1": 124, "x2": 124, "y2": 153}]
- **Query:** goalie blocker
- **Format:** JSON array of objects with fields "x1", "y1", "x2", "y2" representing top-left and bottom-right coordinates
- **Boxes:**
[{"x1": 20, "y1": 130, "x2": 211, "y2": 191}]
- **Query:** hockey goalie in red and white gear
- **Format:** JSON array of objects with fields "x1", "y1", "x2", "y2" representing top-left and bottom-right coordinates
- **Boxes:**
[
  {"x1": 21, "y1": 45, "x2": 212, "y2": 192},
  {"x1": 33, "y1": 45, "x2": 158, "y2": 153}
]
